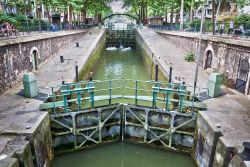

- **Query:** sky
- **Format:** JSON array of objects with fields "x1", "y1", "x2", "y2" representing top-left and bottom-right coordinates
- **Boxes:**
[{"x1": 109, "y1": 0, "x2": 129, "y2": 13}]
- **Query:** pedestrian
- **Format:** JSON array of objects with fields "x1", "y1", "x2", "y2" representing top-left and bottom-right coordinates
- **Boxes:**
[
  {"x1": 215, "y1": 21, "x2": 218, "y2": 34},
  {"x1": 228, "y1": 20, "x2": 234, "y2": 36},
  {"x1": 239, "y1": 25, "x2": 245, "y2": 36},
  {"x1": 220, "y1": 22, "x2": 224, "y2": 35}
]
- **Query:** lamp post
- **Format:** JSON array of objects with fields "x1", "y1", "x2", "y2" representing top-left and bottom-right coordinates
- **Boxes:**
[{"x1": 192, "y1": 3, "x2": 208, "y2": 110}]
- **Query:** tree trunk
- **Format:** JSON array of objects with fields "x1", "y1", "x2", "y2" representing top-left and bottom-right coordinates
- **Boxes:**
[
  {"x1": 170, "y1": 3, "x2": 174, "y2": 28},
  {"x1": 140, "y1": 0, "x2": 143, "y2": 24},
  {"x1": 165, "y1": 10, "x2": 168, "y2": 24},
  {"x1": 216, "y1": 0, "x2": 221, "y2": 21},
  {"x1": 212, "y1": 0, "x2": 215, "y2": 35},
  {"x1": 145, "y1": 0, "x2": 148, "y2": 24},
  {"x1": 180, "y1": 0, "x2": 184, "y2": 30},
  {"x1": 82, "y1": 9, "x2": 86, "y2": 23},
  {"x1": 69, "y1": 4, "x2": 73, "y2": 28},
  {"x1": 190, "y1": 0, "x2": 193, "y2": 22}
]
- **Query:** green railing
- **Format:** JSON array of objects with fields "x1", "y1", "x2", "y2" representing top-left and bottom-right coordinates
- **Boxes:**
[{"x1": 40, "y1": 79, "x2": 208, "y2": 113}]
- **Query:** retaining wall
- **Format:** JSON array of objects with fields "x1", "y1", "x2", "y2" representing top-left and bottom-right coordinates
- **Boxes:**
[{"x1": 0, "y1": 31, "x2": 87, "y2": 93}]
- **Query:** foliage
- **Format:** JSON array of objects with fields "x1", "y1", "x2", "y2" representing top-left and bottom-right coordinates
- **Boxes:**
[
  {"x1": 234, "y1": 13, "x2": 250, "y2": 29},
  {"x1": 0, "y1": 12, "x2": 17, "y2": 25},
  {"x1": 184, "y1": 53, "x2": 194, "y2": 62},
  {"x1": 221, "y1": 74, "x2": 234, "y2": 88}
]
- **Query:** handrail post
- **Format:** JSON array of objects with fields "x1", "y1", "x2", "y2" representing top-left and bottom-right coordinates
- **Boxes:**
[
  {"x1": 135, "y1": 80, "x2": 138, "y2": 105},
  {"x1": 76, "y1": 83, "x2": 82, "y2": 111},
  {"x1": 109, "y1": 80, "x2": 112, "y2": 105},
  {"x1": 88, "y1": 80, "x2": 95, "y2": 109},
  {"x1": 165, "y1": 84, "x2": 170, "y2": 111},
  {"x1": 178, "y1": 83, "x2": 185, "y2": 112},
  {"x1": 61, "y1": 84, "x2": 69, "y2": 113},
  {"x1": 152, "y1": 81, "x2": 160, "y2": 108}
]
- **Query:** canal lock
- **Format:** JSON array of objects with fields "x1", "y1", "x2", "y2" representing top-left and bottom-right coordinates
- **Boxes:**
[{"x1": 41, "y1": 29, "x2": 205, "y2": 160}]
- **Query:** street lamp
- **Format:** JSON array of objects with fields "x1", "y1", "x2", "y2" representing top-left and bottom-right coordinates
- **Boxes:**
[{"x1": 192, "y1": 2, "x2": 209, "y2": 110}]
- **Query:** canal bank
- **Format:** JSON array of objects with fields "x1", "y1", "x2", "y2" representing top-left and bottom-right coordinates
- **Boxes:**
[{"x1": 0, "y1": 29, "x2": 105, "y2": 167}]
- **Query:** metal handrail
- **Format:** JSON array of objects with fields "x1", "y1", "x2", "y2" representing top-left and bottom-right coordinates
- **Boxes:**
[{"x1": 40, "y1": 79, "x2": 207, "y2": 113}]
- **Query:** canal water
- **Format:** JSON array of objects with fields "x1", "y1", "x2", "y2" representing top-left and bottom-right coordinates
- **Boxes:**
[
  {"x1": 51, "y1": 48, "x2": 196, "y2": 167},
  {"x1": 52, "y1": 142, "x2": 195, "y2": 167},
  {"x1": 93, "y1": 48, "x2": 149, "y2": 80}
]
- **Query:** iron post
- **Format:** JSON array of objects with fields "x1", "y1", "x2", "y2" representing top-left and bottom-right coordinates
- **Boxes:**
[
  {"x1": 155, "y1": 64, "x2": 159, "y2": 81},
  {"x1": 60, "y1": 56, "x2": 64, "y2": 63},
  {"x1": 193, "y1": 5, "x2": 205, "y2": 111},
  {"x1": 75, "y1": 62, "x2": 79, "y2": 82},
  {"x1": 109, "y1": 80, "x2": 112, "y2": 105},
  {"x1": 169, "y1": 65, "x2": 172, "y2": 83},
  {"x1": 135, "y1": 80, "x2": 138, "y2": 105},
  {"x1": 89, "y1": 72, "x2": 94, "y2": 108}
]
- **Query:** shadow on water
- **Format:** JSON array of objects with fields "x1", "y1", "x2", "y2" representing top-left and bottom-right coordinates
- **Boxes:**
[{"x1": 52, "y1": 141, "x2": 195, "y2": 167}]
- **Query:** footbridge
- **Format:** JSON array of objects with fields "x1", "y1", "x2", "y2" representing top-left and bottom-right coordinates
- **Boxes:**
[{"x1": 102, "y1": 13, "x2": 139, "y2": 22}]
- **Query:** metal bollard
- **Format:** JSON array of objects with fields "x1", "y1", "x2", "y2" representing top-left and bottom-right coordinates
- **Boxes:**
[
  {"x1": 60, "y1": 56, "x2": 64, "y2": 63},
  {"x1": 75, "y1": 64, "x2": 79, "y2": 82},
  {"x1": 155, "y1": 64, "x2": 159, "y2": 81},
  {"x1": 169, "y1": 66, "x2": 172, "y2": 83},
  {"x1": 76, "y1": 42, "x2": 79, "y2": 47}
]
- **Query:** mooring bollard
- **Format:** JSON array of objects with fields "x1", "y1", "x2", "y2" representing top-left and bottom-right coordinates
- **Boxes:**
[
  {"x1": 169, "y1": 66, "x2": 172, "y2": 83},
  {"x1": 61, "y1": 77, "x2": 65, "y2": 84},
  {"x1": 60, "y1": 56, "x2": 64, "y2": 63},
  {"x1": 89, "y1": 72, "x2": 93, "y2": 81},
  {"x1": 75, "y1": 62, "x2": 79, "y2": 82},
  {"x1": 155, "y1": 64, "x2": 159, "y2": 81}
]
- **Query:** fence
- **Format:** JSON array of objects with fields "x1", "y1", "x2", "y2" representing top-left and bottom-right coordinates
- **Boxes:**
[
  {"x1": 0, "y1": 22, "x2": 98, "y2": 39},
  {"x1": 148, "y1": 22, "x2": 250, "y2": 38}
]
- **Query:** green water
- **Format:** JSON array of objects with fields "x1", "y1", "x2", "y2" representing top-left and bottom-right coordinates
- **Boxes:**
[
  {"x1": 93, "y1": 49, "x2": 149, "y2": 80},
  {"x1": 83, "y1": 49, "x2": 158, "y2": 107},
  {"x1": 52, "y1": 142, "x2": 195, "y2": 167}
]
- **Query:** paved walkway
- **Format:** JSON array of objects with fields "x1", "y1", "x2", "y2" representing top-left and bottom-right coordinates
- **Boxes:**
[
  {"x1": 157, "y1": 30, "x2": 250, "y2": 47},
  {"x1": 0, "y1": 29, "x2": 102, "y2": 115},
  {"x1": 143, "y1": 28, "x2": 250, "y2": 161},
  {"x1": 138, "y1": 28, "x2": 209, "y2": 88}
]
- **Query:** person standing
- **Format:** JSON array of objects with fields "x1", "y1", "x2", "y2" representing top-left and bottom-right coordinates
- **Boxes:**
[
  {"x1": 228, "y1": 20, "x2": 234, "y2": 35},
  {"x1": 220, "y1": 22, "x2": 225, "y2": 35}
]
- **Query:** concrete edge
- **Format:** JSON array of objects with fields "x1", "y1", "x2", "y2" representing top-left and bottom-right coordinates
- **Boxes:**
[{"x1": 0, "y1": 30, "x2": 88, "y2": 47}]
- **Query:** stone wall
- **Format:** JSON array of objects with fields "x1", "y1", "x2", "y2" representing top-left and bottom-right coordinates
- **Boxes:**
[
  {"x1": 159, "y1": 32, "x2": 250, "y2": 94},
  {"x1": 136, "y1": 30, "x2": 168, "y2": 81},
  {"x1": 0, "y1": 112, "x2": 53, "y2": 167},
  {"x1": 0, "y1": 31, "x2": 87, "y2": 94},
  {"x1": 192, "y1": 112, "x2": 222, "y2": 167}
]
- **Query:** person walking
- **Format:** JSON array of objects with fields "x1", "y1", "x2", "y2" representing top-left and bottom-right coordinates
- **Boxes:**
[
  {"x1": 228, "y1": 20, "x2": 234, "y2": 36},
  {"x1": 215, "y1": 21, "x2": 218, "y2": 34},
  {"x1": 220, "y1": 22, "x2": 225, "y2": 35}
]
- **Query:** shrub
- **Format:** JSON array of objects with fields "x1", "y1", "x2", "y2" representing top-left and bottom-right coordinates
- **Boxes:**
[
  {"x1": 185, "y1": 53, "x2": 194, "y2": 62},
  {"x1": 221, "y1": 74, "x2": 234, "y2": 88},
  {"x1": 0, "y1": 11, "x2": 17, "y2": 25},
  {"x1": 234, "y1": 13, "x2": 250, "y2": 29}
]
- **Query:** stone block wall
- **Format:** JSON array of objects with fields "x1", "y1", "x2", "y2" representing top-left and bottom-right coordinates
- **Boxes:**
[
  {"x1": 0, "y1": 136, "x2": 34, "y2": 167},
  {"x1": 26, "y1": 113, "x2": 53, "y2": 167},
  {"x1": 159, "y1": 32, "x2": 250, "y2": 94},
  {"x1": 0, "y1": 31, "x2": 87, "y2": 94},
  {"x1": 192, "y1": 112, "x2": 222, "y2": 167}
]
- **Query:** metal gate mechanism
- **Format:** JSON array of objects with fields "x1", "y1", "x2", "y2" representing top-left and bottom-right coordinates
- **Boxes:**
[{"x1": 40, "y1": 79, "x2": 207, "y2": 153}]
